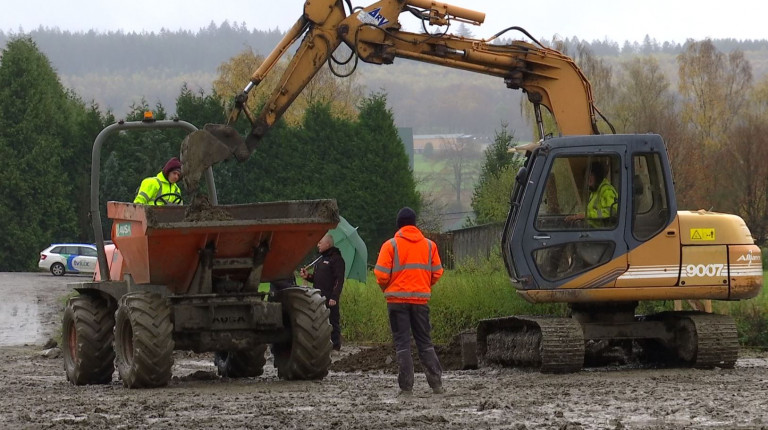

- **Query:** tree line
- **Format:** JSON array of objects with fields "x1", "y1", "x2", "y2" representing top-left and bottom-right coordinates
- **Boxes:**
[
  {"x1": 0, "y1": 38, "x2": 418, "y2": 271},
  {"x1": 3, "y1": 25, "x2": 767, "y2": 141},
  {"x1": 0, "y1": 22, "x2": 285, "y2": 75}
]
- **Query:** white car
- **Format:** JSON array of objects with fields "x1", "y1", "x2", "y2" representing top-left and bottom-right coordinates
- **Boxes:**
[{"x1": 38, "y1": 244, "x2": 98, "y2": 276}]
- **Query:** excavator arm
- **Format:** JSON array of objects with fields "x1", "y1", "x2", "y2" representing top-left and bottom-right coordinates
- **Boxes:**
[
  {"x1": 182, "y1": 0, "x2": 603, "y2": 188},
  {"x1": 342, "y1": 1, "x2": 599, "y2": 136}
]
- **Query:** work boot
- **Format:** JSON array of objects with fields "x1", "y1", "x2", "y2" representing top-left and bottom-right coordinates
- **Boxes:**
[
  {"x1": 397, "y1": 389, "x2": 413, "y2": 397},
  {"x1": 432, "y1": 386, "x2": 446, "y2": 395},
  {"x1": 418, "y1": 347, "x2": 443, "y2": 392},
  {"x1": 396, "y1": 350, "x2": 414, "y2": 392}
]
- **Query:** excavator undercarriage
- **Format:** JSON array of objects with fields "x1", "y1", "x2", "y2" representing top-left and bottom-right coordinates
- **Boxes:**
[{"x1": 474, "y1": 302, "x2": 739, "y2": 373}]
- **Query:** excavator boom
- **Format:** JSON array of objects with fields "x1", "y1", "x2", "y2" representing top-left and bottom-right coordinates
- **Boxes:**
[{"x1": 182, "y1": 0, "x2": 602, "y2": 188}]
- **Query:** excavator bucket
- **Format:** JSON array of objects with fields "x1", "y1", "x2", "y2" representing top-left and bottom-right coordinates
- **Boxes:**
[{"x1": 180, "y1": 124, "x2": 250, "y2": 193}]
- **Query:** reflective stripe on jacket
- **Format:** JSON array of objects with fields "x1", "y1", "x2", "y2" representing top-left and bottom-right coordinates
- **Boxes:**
[
  {"x1": 133, "y1": 172, "x2": 182, "y2": 205},
  {"x1": 374, "y1": 225, "x2": 443, "y2": 304}
]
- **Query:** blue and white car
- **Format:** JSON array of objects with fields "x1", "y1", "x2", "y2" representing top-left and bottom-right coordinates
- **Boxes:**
[{"x1": 38, "y1": 243, "x2": 98, "y2": 276}]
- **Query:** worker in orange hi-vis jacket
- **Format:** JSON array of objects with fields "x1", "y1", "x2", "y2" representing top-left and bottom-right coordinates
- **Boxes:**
[{"x1": 374, "y1": 207, "x2": 444, "y2": 396}]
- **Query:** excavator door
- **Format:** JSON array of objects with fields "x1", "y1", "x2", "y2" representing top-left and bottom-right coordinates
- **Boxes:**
[{"x1": 502, "y1": 134, "x2": 677, "y2": 296}]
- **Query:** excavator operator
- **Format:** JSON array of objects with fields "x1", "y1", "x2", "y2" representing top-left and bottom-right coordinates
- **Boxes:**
[{"x1": 566, "y1": 161, "x2": 618, "y2": 228}]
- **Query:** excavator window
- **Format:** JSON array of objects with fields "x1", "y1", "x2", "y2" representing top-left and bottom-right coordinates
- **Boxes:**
[
  {"x1": 532, "y1": 154, "x2": 620, "y2": 281},
  {"x1": 535, "y1": 154, "x2": 621, "y2": 231},
  {"x1": 632, "y1": 153, "x2": 670, "y2": 240}
]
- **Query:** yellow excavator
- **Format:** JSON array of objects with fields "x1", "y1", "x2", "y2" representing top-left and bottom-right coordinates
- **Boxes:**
[{"x1": 183, "y1": 0, "x2": 763, "y2": 372}]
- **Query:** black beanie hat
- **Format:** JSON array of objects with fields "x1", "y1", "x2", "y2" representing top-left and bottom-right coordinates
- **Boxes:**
[{"x1": 396, "y1": 207, "x2": 416, "y2": 229}]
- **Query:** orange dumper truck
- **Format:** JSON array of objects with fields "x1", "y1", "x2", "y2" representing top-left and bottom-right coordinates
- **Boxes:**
[{"x1": 62, "y1": 118, "x2": 337, "y2": 388}]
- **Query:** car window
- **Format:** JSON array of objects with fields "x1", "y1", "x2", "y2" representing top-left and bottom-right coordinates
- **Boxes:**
[
  {"x1": 50, "y1": 246, "x2": 64, "y2": 254},
  {"x1": 63, "y1": 246, "x2": 80, "y2": 254},
  {"x1": 80, "y1": 247, "x2": 98, "y2": 257}
]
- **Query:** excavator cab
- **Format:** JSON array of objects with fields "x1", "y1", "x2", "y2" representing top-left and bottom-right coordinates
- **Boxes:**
[
  {"x1": 477, "y1": 133, "x2": 761, "y2": 373},
  {"x1": 503, "y1": 134, "x2": 677, "y2": 297}
]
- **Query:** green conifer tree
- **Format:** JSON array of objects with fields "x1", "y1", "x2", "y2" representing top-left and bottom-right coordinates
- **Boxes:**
[
  {"x1": 0, "y1": 38, "x2": 83, "y2": 269},
  {"x1": 354, "y1": 92, "x2": 420, "y2": 255},
  {"x1": 470, "y1": 124, "x2": 523, "y2": 225}
]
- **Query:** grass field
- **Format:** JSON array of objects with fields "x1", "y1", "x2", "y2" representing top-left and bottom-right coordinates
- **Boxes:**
[{"x1": 338, "y1": 254, "x2": 768, "y2": 349}]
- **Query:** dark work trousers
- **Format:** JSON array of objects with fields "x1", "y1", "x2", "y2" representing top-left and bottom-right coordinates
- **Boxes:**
[
  {"x1": 387, "y1": 302, "x2": 443, "y2": 391},
  {"x1": 327, "y1": 299, "x2": 341, "y2": 350}
]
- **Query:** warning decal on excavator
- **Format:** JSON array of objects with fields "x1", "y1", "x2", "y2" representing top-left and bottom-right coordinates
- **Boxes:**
[{"x1": 690, "y1": 228, "x2": 715, "y2": 241}]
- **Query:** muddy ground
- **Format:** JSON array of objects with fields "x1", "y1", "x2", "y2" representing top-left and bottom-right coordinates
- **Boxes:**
[{"x1": 2, "y1": 272, "x2": 768, "y2": 429}]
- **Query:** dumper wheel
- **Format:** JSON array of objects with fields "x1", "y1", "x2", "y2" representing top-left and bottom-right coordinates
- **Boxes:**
[
  {"x1": 114, "y1": 292, "x2": 174, "y2": 388},
  {"x1": 272, "y1": 288, "x2": 332, "y2": 380},
  {"x1": 62, "y1": 294, "x2": 116, "y2": 385},
  {"x1": 214, "y1": 345, "x2": 268, "y2": 378}
]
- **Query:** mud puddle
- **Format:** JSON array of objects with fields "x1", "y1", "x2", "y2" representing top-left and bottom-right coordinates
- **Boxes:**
[
  {"x1": 0, "y1": 272, "x2": 77, "y2": 346},
  {"x1": 0, "y1": 299, "x2": 41, "y2": 346}
]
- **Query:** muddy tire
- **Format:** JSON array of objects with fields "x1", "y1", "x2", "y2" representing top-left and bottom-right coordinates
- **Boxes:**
[
  {"x1": 114, "y1": 292, "x2": 174, "y2": 388},
  {"x1": 272, "y1": 288, "x2": 332, "y2": 380},
  {"x1": 214, "y1": 345, "x2": 268, "y2": 378},
  {"x1": 62, "y1": 295, "x2": 115, "y2": 385}
]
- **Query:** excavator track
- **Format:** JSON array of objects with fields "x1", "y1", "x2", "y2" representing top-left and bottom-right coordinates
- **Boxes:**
[
  {"x1": 477, "y1": 316, "x2": 584, "y2": 373},
  {"x1": 672, "y1": 312, "x2": 739, "y2": 369}
]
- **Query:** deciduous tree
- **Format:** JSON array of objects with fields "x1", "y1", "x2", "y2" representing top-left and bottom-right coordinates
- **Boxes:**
[
  {"x1": 433, "y1": 135, "x2": 482, "y2": 209},
  {"x1": 613, "y1": 56, "x2": 675, "y2": 134},
  {"x1": 212, "y1": 48, "x2": 363, "y2": 128},
  {"x1": 676, "y1": 40, "x2": 753, "y2": 210},
  {"x1": 677, "y1": 39, "x2": 752, "y2": 147},
  {"x1": 717, "y1": 112, "x2": 768, "y2": 245}
]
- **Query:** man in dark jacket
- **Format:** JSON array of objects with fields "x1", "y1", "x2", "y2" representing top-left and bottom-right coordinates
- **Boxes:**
[{"x1": 300, "y1": 234, "x2": 345, "y2": 351}]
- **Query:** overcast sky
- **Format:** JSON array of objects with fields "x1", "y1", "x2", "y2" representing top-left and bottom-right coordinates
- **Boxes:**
[{"x1": 3, "y1": 0, "x2": 766, "y2": 44}]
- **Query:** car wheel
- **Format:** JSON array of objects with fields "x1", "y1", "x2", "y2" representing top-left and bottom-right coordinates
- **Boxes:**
[{"x1": 50, "y1": 262, "x2": 66, "y2": 276}]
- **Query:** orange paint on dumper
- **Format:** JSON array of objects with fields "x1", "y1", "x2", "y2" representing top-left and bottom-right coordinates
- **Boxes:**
[{"x1": 103, "y1": 200, "x2": 338, "y2": 294}]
